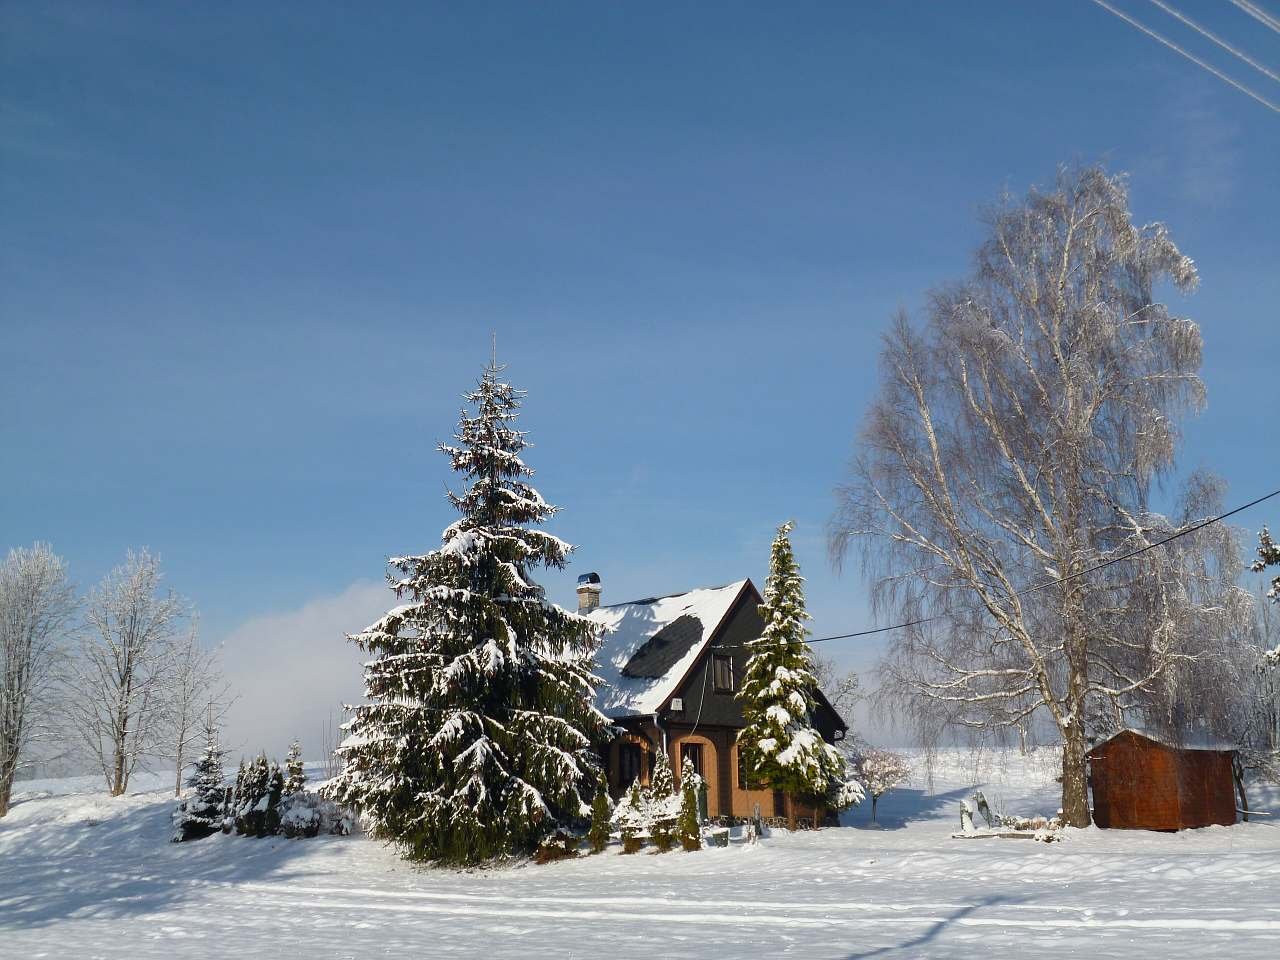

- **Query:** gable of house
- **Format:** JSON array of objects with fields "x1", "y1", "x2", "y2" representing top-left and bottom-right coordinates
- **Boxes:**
[{"x1": 586, "y1": 580, "x2": 748, "y2": 719}]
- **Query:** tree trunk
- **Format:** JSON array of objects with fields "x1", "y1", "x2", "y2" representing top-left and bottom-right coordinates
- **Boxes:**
[
  {"x1": 1233, "y1": 756, "x2": 1249, "y2": 823},
  {"x1": 871, "y1": 795, "x2": 878, "y2": 823},
  {"x1": 0, "y1": 774, "x2": 12, "y2": 818},
  {"x1": 174, "y1": 742, "x2": 185, "y2": 798},
  {"x1": 786, "y1": 795, "x2": 797, "y2": 831},
  {"x1": 1060, "y1": 723, "x2": 1091, "y2": 827}
]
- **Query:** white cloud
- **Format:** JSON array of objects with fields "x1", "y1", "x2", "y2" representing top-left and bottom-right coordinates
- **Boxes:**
[{"x1": 215, "y1": 580, "x2": 388, "y2": 762}]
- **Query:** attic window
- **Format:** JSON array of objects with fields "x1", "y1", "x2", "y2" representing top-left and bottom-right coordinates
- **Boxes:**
[{"x1": 712, "y1": 654, "x2": 735, "y2": 693}]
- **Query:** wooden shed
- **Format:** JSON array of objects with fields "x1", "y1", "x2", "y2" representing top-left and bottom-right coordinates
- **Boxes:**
[{"x1": 1087, "y1": 729, "x2": 1239, "y2": 831}]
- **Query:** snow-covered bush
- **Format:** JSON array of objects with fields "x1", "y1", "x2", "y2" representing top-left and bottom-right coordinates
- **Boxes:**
[{"x1": 278, "y1": 790, "x2": 355, "y2": 839}]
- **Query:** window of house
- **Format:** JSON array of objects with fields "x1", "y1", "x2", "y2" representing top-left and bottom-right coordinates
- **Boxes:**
[
  {"x1": 618, "y1": 743, "x2": 643, "y2": 786},
  {"x1": 680, "y1": 742, "x2": 703, "y2": 778},
  {"x1": 712, "y1": 654, "x2": 735, "y2": 693}
]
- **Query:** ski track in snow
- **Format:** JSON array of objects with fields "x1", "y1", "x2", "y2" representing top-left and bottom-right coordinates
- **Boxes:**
[{"x1": 3, "y1": 753, "x2": 1280, "y2": 958}]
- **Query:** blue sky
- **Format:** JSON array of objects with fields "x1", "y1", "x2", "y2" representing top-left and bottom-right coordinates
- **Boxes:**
[{"x1": 3, "y1": 1, "x2": 1278, "y2": 752}]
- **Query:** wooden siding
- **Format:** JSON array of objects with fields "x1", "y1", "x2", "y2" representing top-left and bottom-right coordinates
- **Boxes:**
[{"x1": 1088, "y1": 730, "x2": 1236, "y2": 831}]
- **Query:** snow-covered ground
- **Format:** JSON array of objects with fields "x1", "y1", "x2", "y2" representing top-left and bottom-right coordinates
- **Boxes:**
[{"x1": 4, "y1": 752, "x2": 1279, "y2": 959}]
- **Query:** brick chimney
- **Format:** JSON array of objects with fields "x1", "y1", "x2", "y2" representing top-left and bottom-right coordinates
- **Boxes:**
[{"x1": 576, "y1": 572, "x2": 602, "y2": 614}]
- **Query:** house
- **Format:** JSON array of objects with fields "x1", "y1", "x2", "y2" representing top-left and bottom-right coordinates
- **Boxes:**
[
  {"x1": 577, "y1": 574, "x2": 848, "y2": 825},
  {"x1": 1086, "y1": 729, "x2": 1241, "y2": 831}
]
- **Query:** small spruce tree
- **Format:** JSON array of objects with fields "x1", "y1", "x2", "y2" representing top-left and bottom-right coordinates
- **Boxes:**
[
  {"x1": 588, "y1": 773, "x2": 612, "y2": 854},
  {"x1": 227, "y1": 758, "x2": 246, "y2": 832},
  {"x1": 323, "y1": 356, "x2": 611, "y2": 864},
  {"x1": 264, "y1": 762, "x2": 285, "y2": 837},
  {"x1": 615, "y1": 781, "x2": 647, "y2": 854},
  {"x1": 236, "y1": 753, "x2": 271, "y2": 836},
  {"x1": 736, "y1": 521, "x2": 847, "y2": 829},
  {"x1": 648, "y1": 751, "x2": 677, "y2": 852},
  {"x1": 171, "y1": 716, "x2": 228, "y2": 842},
  {"x1": 284, "y1": 740, "x2": 306, "y2": 796},
  {"x1": 677, "y1": 767, "x2": 702, "y2": 852}
]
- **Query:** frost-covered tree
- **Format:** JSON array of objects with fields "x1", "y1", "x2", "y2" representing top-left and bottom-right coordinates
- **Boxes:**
[
  {"x1": 172, "y1": 714, "x2": 227, "y2": 842},
  {"x1": 284, "y1": 740, "x2": 306, "y2": 796},
  {"x1": 67, "y1": 550, "x2": 184, "y2": 796},
  {"x1": 323, "y1": 357, "x2": 610, "y2": 865},
  {"x1": 854, "y1": 748, "x2": 911, "y2": 823},
  {"x1": 812, "y1": 655, "x2": 861, "y2": 723},
  {"x1": 831, "y1": 166, "x2": 1237, "y2": 826},
  {"x1": 1, "y1": 544, "x2": 77, "y2": 818},
  {"x1": 588, "y1": 772, "x2": 611, "y2": 853},
  {"x1": 737, "y1": 522, "x2": 846, "y2": 828}
]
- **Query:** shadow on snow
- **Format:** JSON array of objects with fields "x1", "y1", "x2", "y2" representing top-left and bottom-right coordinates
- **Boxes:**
[{"x1": 0, "y1": 792, "x2": 345, "y2": 929}]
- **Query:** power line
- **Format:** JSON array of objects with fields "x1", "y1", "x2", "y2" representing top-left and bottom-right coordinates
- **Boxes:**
[
  {"x1": 1091, "y1": 0, "x2": 1280, "y2": 113},
  {"x1": 1230, "y1": 0, "x2": 1280, "y2": 36},
  {"x1": 1148, "y1": 0, "x2": 1280, "y2": 85},
  {"x1": 800, "y1": 485, "x2": 1280, "y2": 646}
]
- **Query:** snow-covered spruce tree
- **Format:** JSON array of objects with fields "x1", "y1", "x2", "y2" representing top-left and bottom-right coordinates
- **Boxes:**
[
  {"x1": 1255, "y1": 527, "x2": 1280, "y2": 609},
  {"x1": 737, "y1": 522, "x2": 847, "y2": 828},
  {"x1": 171, "y1": 716, "x2": 228, "y2": 842},
  {"x1": 284, "y1": 740, "x2": 306, "y2": 796},
  {"x1": 588, "y1": 772, "x2": 611, "y2": 853},
  {"x1": 323, "y1": 358, "x2": 611, "y2": 865}
]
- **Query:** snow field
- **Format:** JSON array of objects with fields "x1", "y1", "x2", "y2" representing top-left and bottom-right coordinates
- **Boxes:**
[{"x1": 3, "y1": 754, "x2": 1279, "y2": 959}]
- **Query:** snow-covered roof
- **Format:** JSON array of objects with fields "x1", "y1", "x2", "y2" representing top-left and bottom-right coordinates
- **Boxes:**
[
  {"x1": 1089, "y1": 727, "x2": 1238, "y2": 753},
  {"x1": 585, "y1": 580, "x2": 750, "y2": 719}
]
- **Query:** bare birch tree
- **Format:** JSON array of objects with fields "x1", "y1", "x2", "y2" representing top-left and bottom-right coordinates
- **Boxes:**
[
  {"x1": 812, "y1": 655, "x2": 862, "y2": 721},
  {"x1": 166, "y1": 617, "x2": 232, "y2": 797},
  {"x1": 830, "y1": 166, "x2": 1234, "y2": 826},
  {"x1": 67, "y1": 550, "x2": 184, "y2": 796},
  {"x1": 0, "y1": 544, "x2": 78, "y2": 817}
]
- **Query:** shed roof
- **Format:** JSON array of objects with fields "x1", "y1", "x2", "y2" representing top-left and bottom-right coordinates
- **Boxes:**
[
  {"x1": 585, "y1": 580, "x2": 749, "y2": 719},
  {"x1": 1088, "y1": 727, "x2": 1238, "y2": 755}
]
